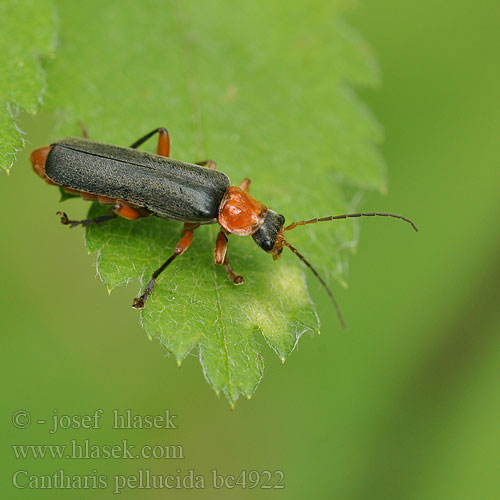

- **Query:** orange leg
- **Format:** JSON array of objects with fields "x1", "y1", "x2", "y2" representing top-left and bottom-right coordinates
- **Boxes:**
[
  {"x1": 196, "y1": 160, "x2": 218, "y2": 170},
  {"x1": 214, "y1": 230, "x2": 228, "y2": 265},
  {"x1": 82, "y1": 192, "x2": 98, "y2": 201},
  {"x1": 113, "y1": 201, "x2": 143, "y2": 220},
  {"x1": 214, "y1": 230, "x2": 244, "y2": 284},
  {"x1": 157, "y1": 129, "x2": 170, "y2": 157},
  {"x1": 239, "y1": 178, "x2": 251, "y2": 192},
  {"x1": 97, "y1": 195, "x2": 116, "y2": 204},
  {"x1": 133, "y1": 223, "x2": 199, "y2": 309},
  {"x1": 129, "y1": 127, "x2": 170, "y2": 157}
]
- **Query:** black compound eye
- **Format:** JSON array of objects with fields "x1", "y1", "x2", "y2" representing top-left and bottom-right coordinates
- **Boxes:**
[
  {"x1": 252, "y1": 209, "x2": 284, "y2": 252},
  {"x1": 260, "y1": 239, "x2": 274, "y2": 252}
]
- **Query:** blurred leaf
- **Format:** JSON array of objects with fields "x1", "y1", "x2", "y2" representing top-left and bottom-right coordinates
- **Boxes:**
[
  {"x1": 0, "y1": 0, "x2": 57, "y2": 173},
  {"x1": 58, "y1": 186, "x2": 80, "y2": 201},
  {"x1": 44, "y1": 0, "x2": 384, "y2": 406}
]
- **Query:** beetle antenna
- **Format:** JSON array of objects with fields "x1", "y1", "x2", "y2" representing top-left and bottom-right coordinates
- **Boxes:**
[
  {"x1": 285, "y1": 212, "x2": 418, "y2": 232},
  {"x1": 283, "y1": 241, "x2": 346, "y2": 329}
]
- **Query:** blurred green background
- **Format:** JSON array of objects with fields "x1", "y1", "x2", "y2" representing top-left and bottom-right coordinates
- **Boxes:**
[{"x1": 1, "y1": 0, "x2": 499, "y2": 498}]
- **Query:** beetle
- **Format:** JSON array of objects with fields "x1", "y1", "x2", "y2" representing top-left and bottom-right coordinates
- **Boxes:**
[{"x1": 31, "y1": 127, "x2": 417, "y2": 326}]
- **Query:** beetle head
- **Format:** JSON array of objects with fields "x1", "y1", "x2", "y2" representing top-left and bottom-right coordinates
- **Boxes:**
[
  {"x1": 252, "y1": 210, "x2": 286, "y2": 257},
  {"x1": 218, "y1": 186, "x2": 286, "y2": 256},
  {"x1": 220, "y1": 185, "x2": 418, "y2": 329}
]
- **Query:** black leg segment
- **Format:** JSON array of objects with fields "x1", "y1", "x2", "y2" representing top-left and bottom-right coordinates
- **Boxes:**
[
  {"x1": 132, "y1": 225, "x2": 196, "y2": 309},
  {"x1": 57, "y1": 211, "x2": 117, "y2": 228},
  {"x1": 129, "y1": 127, "x2": 169, "y2": 149}
]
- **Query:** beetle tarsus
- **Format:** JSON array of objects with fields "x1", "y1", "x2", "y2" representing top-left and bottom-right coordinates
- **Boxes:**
[
  {"x1": 57, "y1": 211, "x2": 70, "y2": 225},
  {"x1": 57, "y1": 211, "x2": 82, "y2": 228},
  {"x1": 56, "y1": 210, "x2": 117, "y2": 228},
  {"x1": 133, "y1": 278, "x2": 156, "y2": 309},
  {"x1": 224, "y1": 259, "x2": 244, "y2": 285},
  {"x1": 132, "y1": 297, "x2": 144, "y2": 309},
  {"x1": 132, "y1": 226, "x2": 196, "y2": 309}
]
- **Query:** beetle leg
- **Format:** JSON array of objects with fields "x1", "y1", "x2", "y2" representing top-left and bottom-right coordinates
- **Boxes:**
[
  {"x1": 132, "y1": 223, "x2": 198, "y2": 309},
  {"x1": 129, "y1": 127, "x2": 170, "y2": 157},
  {"x1": 57, "y1": 211, "x2": 117, "y2": 228},
  {"x1": 239, "y1": 178, "x2": 251, "y2": 192},
  {"x1": 78, "y1": 121, "x2": 89, "y2": 138},
  {"x1": 113, "y1": 201, "x2": 145, "y2": 220},
  {"x1": 223, "y1": 259, "x2": 244, "y2": 284},
  {"x1": 214, "y1": 230, "x2": 244, "y2": 284},
  {"x1": 57, "y1": 200, "x2": 148, "y2": 228},
  {"x1": 195, "y1": 160, "x2": 218, "y2": 170},
  {"x1": 214, "y1": 230, "x2": 228, "y2": 265}
]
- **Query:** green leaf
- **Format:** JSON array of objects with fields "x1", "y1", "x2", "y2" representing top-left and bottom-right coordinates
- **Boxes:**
[
  {"x1": 44, "y1": 0, "x2": 384, "y2": 406},
  {"x1": 0, "y1": 0, "x2": 57, "y2": 173},
  {"x1": 58, "y1": 186, "x2": 80, "y2": 201}
]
